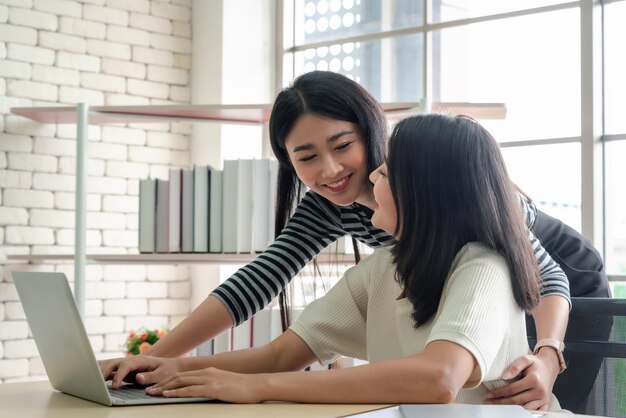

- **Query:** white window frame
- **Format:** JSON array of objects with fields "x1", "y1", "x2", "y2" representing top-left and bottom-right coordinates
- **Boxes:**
[{"x1": 277, "y1": 0, "x2": 626, "y2": 282}]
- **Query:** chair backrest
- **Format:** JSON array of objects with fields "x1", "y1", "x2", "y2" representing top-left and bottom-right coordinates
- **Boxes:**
[{"x1": 528, "y1": 297, "x2": 626, "y2": 417}]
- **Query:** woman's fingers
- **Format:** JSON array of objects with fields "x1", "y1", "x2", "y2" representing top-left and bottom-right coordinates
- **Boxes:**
[
  {"x1": 501, "y1": 354, "x2": 535, "y2": 380},
  {"x1": 147, "y1": 375, "x2": 209, "y2": 396},
  {"x1": 524, "y1": 399, "x2": 550, "y2": 411},
  {"x1": 111, "y1": 357, "x2": 158, "y2": 389},
  {"x1": 99, "y1": 358, "x2": 124, "y2": 380}
]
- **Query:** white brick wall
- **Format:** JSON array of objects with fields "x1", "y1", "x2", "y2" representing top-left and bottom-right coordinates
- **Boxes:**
[
  {"x1": 1, "y1": 0, "x2": 195, "y2": 380},
  {"x1": 101, "y1": 58, "x2": 146, "y2": 80},
  {"x1": 59, "y1": 16, "x2": 106, "y2": 39},
  {"x1": 7, "y1": 44, "x2": 55, "y2": 65},
  {"x1": 34, "y1": 0, "x2": 82, "y2": 19},
  {"x1": 56, "y1": 51, "x2": 100, "y2": 72}
]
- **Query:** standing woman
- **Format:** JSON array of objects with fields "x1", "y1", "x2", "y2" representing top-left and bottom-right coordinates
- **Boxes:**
[{"x1": 102, "y1": 71, "x2": 601, "y2": 409}]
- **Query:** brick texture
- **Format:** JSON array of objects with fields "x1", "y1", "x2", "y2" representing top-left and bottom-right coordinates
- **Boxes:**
[{"x1": 0, "y1": 0, "x2": 193, "y2": 381}]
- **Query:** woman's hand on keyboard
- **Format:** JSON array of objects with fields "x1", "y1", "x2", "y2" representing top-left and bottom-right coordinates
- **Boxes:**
[
  {"x1": 102, "y1": 356, "x2": 181, "y2": 390},
  {"x1": 146, "y1": 367, "x2": 265, "y2": 403}
]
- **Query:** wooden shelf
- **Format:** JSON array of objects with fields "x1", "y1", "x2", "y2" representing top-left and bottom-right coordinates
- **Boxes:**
[
  {"x1": 7, "y1": 252, "x2": 360, "y2": 265},
  {"x1": 9, "y1": 101, "x2": 506, "y2": 125},
  {"x1": 11, "y1": 102, "x2": 417, "y2": 125}
]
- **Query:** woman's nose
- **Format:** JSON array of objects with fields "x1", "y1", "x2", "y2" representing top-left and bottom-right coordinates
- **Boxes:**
[{"x1": 322, "y1": 156, "x2": 342, "y2": 177}]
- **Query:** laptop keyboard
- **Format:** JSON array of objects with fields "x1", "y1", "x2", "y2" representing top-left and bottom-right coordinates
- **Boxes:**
[{"x1": 108, "y1": 384, "x2": 160, "y2": 400}]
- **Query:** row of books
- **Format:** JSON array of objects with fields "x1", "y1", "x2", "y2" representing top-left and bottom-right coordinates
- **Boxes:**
[{"x1": 138, "y1": 159, "x2": 279, "y2": 253}]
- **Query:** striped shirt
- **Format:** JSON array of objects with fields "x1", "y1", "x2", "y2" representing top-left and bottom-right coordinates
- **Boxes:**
[{"x1": 212, "y1": 191, "x2": 571, "y2": 326}]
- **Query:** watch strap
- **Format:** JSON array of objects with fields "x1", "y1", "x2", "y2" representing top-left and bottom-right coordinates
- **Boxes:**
[{"x1": 533, "y1": 338, "x2": 567, "y2": 374}]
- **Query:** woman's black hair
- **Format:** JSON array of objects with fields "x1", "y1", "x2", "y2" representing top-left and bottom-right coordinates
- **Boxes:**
[
  {"x1": 269, "y1": 71, "x2": 388, "y2": 330},
  {"x1": 387, "y1": 114, "x2": 541, "y2": 327}
]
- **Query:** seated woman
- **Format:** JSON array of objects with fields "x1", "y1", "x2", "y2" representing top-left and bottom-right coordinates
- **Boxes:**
[{"x1": 104, "y1": 114, "x2": 559, "y2": 408}]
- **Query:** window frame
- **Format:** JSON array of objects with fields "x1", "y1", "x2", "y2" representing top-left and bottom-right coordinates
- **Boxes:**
[{"x1": 277, "y1": 0, "x2": 626, "y2": 282}]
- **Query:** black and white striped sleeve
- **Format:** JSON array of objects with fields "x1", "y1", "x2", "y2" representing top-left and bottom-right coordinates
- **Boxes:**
[
  {"x1": 211, "y1": 191, "x2": 347, "y2": 326},
  {"x1": 518, "y1": 195, "x2": 571, "y2": 305}
]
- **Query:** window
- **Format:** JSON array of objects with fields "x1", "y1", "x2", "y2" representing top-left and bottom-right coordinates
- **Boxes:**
[
  {"x1": 283, "y1": 0, "x2": 626, "y2": 287},
  {"x1": 604, "y1": 0, "x2": 626, "y2": 280}
]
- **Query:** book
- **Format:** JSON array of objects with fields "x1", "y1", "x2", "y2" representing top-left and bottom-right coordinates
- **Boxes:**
[
  {"x1": 138, "y1": 179, "x2": 156, "y2": 253},
  {"x1": 268, "y1": 159, "x2": 279, "y2": 241},
  {"x1": 237, "y1": 159, "x2": 254, "y2": 253},
  {"x1": 231, "y1": 320, "x2": 252, "y2": 351},
  {"x1": 251, "y1": 308, "x2": 272, "y2": 348},
  {"x1": 181, "y1": 168, "x2": 194, "y2": 253},
  {"x1": 155, "y1": 179, "x2": 169, "y2": 253},
  {"x1": 221, "y1": 160, "x2": 238, "y2": 253},
  {"x1": 209, "y1": 168, "x2": 223, "y2": 253},
  {"x1": 212, "y1": 329, "x2": 231, "y2": 355},
  {"x1": 252, "y1": 159, "x2": 270, "y2": 252},
  {"x1": 193, "y1": 165, "x2": 209, "y2": 253},
  {"x1": 168, "y1": 168, "x2": 182, "y2": 253}
]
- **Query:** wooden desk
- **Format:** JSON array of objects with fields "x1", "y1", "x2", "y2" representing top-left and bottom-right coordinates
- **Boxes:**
[{"x1": 0, "y1": 380, "x2": 602, "y2": 418}]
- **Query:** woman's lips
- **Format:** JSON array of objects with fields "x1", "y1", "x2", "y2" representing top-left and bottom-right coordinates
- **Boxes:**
[{"x1": 324, "y1": 174, "x2": 352, "y2": 192}]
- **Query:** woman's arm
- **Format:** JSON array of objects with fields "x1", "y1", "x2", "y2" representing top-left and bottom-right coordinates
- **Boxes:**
[
  {"x1": 211, "y1": 191, "x2": 346, "y2": 326},
  {"x1": 99, "y1": 191, "x2": 348, "y2": 375},
  {"x1": 106, "y1": 330, "x2": 318, "y2": 389},
  {"x1": 144, "y1": 295, "x2": 233, "y2": 357},
  {"x1": 145, "y1": 338, "x2": 475, "y2": 404}
]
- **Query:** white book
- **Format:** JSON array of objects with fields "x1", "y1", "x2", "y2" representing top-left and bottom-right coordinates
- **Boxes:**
[
  {"x1": 252, "y1": 159, "x2": 270, "y2": 253},
  {"x1": 209, "y1": 168, "x2": 223, "y2": 253},
  {"x1": 155, "y1": 179, "x2": 169, "y2": 253},
  {"x1": 231, "y1": 320, "x2": 252, "y2": 351},
  {"x1": 268, "y1": 159, "x2": 279, "y2": 241},
  {"x1": 168, "y1": 168, "x2": 182, "y2": 253},
  {"x1": 181, "y1": 168, "x2": 194, "y2": 253},
  {"x1": 222, "y1": 160, "x2": 238, "y2": 253},
  {"x1": 193, "y1": 165, "x2": 209, "y2": 253},
  {"x1": 212, "y1": 329, "x2": 232, "y2": 355},
  {"x1": 269, "y1": 305, "x2": 284, "y2": 340},
  {"x1": 251, "y1": 309, "x2": 272, "y2": 348},
  {"x1": 237, "y1": 159, "x2": 254, "y2": 254},
  {"x1": 138, "y1": 178, "x2": 156, "y2": 253}
]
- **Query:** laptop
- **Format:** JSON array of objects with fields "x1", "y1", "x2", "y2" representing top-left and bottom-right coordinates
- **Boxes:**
[
  {"x1": 13, "y1": 271, "x2": 212, "y2": 406},
  {"x1": 342, "y1": 404, "x2": 538, "y2": 418}
]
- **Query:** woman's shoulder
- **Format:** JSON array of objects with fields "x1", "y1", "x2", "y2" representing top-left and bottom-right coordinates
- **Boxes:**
[{"x1": 453, "y1": 242, "x2": 509, "y2": 273}]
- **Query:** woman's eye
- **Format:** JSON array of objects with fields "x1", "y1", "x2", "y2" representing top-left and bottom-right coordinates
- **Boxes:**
[
  {"x1": 335, "y1": 142, "x2": 352, "y2": 151},
  {"x1": 299, "y1": 155, "x2": 316, "y2": 162}
]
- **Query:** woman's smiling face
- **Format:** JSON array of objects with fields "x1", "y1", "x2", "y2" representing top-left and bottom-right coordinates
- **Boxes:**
[{"x1": 285, "y1": 114, "x2": 373, "y2": 207}]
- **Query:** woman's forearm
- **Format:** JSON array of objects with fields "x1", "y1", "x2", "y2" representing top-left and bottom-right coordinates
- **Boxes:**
[
  {"x1": 178, "y1": 330, "x2": 318, "y2": 374},
  {"x1": 258, "y1": 340, "x2": 474, "y2": 404},
  {"x1": 531, "y1": 295, "x2": 569, "y2": 372},
  {"x1": 145, "y1": 295, "x2": 234, "y2": 357},
  {"x1": 532, "y1": 295, "x2": 569, "y2": 341}
]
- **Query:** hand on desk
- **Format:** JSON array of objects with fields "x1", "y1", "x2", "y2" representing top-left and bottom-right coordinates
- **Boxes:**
[
  {"x1": 100, "y1": 356, "x2": 181, "y2": 389},
  {"x1": 145, "y1": 367, "x2": 264, "y2": 403},
  {"x1": 485, "y1": 353, "x2": 558, "y2": 411}
]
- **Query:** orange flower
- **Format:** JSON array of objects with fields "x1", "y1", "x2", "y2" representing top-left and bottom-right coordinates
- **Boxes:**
[
  {"x1": 157, "y1": 330, "x2": 167, "y2": 338},
  {"x1": 138, "y1": 342, "x2": 152, "y2": 354},
  {"x1": 139, "y1": 333, "x2": 148, "y2": 341},
  {"x1": 128, "y1": 332, "x2": 136, "y2": 340}
]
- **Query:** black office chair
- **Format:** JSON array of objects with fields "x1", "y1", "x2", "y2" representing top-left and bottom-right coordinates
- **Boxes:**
[{"x1": 528, "y1": 297, "x2": 626, "y2": 417}]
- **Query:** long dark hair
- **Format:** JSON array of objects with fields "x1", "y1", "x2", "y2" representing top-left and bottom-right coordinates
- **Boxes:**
[
  {"x1": 269, "y1": 71, "x2": 388, "y2": 330},
  {"x1": 387, "y1": 114, "x2": 541, "y2": 327}
]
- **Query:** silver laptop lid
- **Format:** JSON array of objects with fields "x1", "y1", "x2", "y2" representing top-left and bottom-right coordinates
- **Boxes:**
[{"x1": 13, "y1": 272, "x2": 113, "y2": 406}]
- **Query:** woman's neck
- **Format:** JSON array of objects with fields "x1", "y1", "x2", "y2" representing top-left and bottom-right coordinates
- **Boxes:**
[{"x1": 354, "y1": 184, "x2": 376, "y2": 211}]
